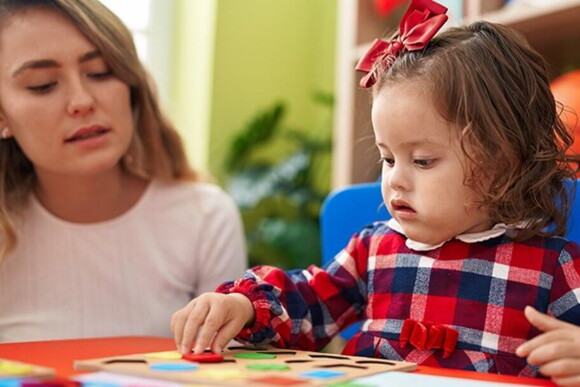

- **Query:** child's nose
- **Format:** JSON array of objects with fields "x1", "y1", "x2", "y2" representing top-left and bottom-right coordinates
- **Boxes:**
[{"x1": 387, "y1": 164, "x2": 410, "y2": 191}]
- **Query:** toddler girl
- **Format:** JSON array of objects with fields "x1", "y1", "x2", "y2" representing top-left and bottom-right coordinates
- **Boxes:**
[{"x1": 172, "y1": 0, "x2": 580, "y2": 382}]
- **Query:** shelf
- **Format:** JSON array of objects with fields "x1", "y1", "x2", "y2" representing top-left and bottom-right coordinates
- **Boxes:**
[
  {"x1": 473, "y1": 0, "x2": 580, "y2": 28},
  {"x1": 352, "y1": 1, "x2": 580, "y2": 68},
  {"x1": 333, "y1": 0, "x2": 580, "y2": 188},
  {"x1": 475, "y1": 0, "x2": 580, "y2": 74}
]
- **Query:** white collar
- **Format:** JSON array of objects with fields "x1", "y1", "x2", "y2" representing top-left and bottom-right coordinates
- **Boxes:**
[{"x1": 386, "y1": 218, "x2": 516, "y2": 251}]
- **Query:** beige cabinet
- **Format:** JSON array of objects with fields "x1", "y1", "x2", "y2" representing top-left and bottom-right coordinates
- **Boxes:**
[{"x1": 333, "y1": 0, "x2": 580, "y2": 188}]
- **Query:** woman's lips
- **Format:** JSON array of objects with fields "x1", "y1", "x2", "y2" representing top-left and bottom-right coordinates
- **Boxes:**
[
  {"x1": 65, "y1": 125, "x2": 110, "y2": 143},
  {"x1": 64, "y1": 125, "x2": 111, "y2": 149}
]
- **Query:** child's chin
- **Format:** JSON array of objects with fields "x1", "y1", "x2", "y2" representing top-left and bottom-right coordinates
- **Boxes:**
[{"x1": 404, "y1": 230, "x2": 448, "y2": 245}]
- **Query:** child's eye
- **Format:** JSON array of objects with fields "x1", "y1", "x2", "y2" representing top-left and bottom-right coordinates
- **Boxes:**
[
  {"x1": 27, "y1": 82, "x2": 57, "y2": 93},
  {"x1": 379, "y1": 157, "x2": 394, "y2": 167},
  {"x1": 414, "y1": 159, "x2": 435, "y2": 168}
]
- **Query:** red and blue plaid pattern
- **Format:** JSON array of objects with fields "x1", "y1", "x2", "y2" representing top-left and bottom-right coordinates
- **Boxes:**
[{"x1": 217, "y1": 221, "x2": 580, "y2": 376}]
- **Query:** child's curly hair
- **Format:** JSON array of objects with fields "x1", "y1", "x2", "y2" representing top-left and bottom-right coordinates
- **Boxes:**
[{"x1": 373, "y1": 21, "x2": 577, "y2": 240}]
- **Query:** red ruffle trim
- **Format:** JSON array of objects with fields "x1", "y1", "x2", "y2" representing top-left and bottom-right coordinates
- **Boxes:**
[{"x1": 216, "y1": 279, "x2": 271, "y2": 334}]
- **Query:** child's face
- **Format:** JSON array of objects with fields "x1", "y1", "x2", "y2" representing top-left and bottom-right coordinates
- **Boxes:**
[
  {"x1": 372, "y1": 83, "x2": 492, "y2": 245},
  {"x1": 0, "y1": 7, "x2": 134, "y2": 179}
]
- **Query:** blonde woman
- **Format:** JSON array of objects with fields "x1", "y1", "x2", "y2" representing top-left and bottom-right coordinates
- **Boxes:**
[{"x1": 0, "y1": 0, "x2": 247, "y2": 342}]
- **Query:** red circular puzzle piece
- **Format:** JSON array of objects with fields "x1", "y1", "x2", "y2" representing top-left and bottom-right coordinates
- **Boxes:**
[{"x1": 182, "y1": 353, "x2": 224, "y2": 363}]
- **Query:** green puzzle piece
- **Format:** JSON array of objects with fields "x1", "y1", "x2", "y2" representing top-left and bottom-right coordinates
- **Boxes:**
[
  {"x1": 246, "y1": 363, "x2": 290, "y2": 371},
  {"x1": 234, "y1": 353, "x2": 277, "y2": 360}
]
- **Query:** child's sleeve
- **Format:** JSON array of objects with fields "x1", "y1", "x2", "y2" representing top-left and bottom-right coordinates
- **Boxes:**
[
  {"x1": 216, "y1": 229, "x2": 372, "y2": 351},
  {"x1": 548, "y1": 241, "x2": 580, "y2": 324}
]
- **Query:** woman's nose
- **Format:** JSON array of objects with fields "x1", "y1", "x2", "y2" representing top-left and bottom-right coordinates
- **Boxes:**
[{"x1": 66, "y1": 79, "x2": 96, "y2": 116}]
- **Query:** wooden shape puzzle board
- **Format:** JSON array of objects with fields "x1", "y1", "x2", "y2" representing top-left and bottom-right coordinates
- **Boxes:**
[
  {"x1": 0, "y1": 358, "x2": 54, "y2": 379},
  {"x1": 74, "y1": 346, "x2": 416, "y2": 386}
]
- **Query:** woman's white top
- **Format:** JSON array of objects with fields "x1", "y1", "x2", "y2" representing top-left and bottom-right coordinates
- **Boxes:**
[{"x1": 0, "y1": 180, "x2": 247, "y2": 343}]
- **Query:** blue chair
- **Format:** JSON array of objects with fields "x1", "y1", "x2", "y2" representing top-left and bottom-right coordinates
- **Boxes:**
[
  {"x1": 320, "y1": 179, "x2": 580, "y2": 338},
  {"x1": 320, "y1": 182, "x2": 389, "y2": 339},
  {"x1": 320, "y1": 182, "x2": 389, "y2": 263},
  {"x1": 565, "y1": 179, "x2": 580, "y2": 244}
]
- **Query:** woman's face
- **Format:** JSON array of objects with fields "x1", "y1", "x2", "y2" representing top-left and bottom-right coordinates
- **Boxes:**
[{"x1": 0, "y1": 7, "x2": 134, "y2": 179}]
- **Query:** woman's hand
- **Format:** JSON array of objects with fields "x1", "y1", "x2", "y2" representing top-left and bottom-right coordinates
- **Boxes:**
[
  {"x1": 170, "y1": 292, "x2": 255, "y2": 355},
  {"x1": 516, "y1": 306, "x2": 580, "y2": 386}
]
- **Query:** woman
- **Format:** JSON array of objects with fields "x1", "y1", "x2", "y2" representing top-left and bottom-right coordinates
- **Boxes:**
[{"x1": 0, "y1": 0, "x2": 247, "y2": 342}]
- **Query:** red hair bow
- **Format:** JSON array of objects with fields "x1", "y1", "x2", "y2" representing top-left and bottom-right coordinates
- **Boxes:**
[{"x1": 355, "y1": 0, "x2": 448, "y2": 88}]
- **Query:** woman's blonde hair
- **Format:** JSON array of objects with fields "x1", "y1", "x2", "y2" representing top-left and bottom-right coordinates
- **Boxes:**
[
  {"x1": 374, "y1": 21, "x2": 577, "y2": 241},
  {"x1": 0, "y1": 0, "x2": 198, "y2": 260}
]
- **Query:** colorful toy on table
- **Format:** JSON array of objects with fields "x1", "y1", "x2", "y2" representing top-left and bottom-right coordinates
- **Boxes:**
[
  {"x1": 19, "y1": 379, "x2": 79, "y2": 387},
  {"x1": 0, "y1": 359, "x2": 58, "y2": 387},
  {"x1": 74, "y1": 346, "x2": 416, "y2": 386},
  {"x1": 0, "y1": 359, "x2": 54, "y2": 380}
]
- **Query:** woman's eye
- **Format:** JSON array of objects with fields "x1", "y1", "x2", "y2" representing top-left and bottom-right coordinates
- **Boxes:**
[
  {"x1": 27, "y1": 82, "x2": 57, "y2": 93},
  {"x1": 88, "y1": 70, "x2": 113, "y2": 79},
  {"x1": 414, "y1": 159, "x2": 435, "y2": 168}
]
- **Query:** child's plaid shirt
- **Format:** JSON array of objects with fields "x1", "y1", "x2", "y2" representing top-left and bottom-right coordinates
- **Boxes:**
[{"x1": 217, "y1": 221, "x2": 580, "y2": 376}]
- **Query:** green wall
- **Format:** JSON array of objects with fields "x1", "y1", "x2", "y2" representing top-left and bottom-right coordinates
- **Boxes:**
[
  {"x1": 170, "y1": 0, "x2": 337, "y2": 182},
  {"x1": 169, "y1": 0, "x2": 217, "y2": 172},
  {"x1": 210, "y1": 0, "x2": 336, "y2": 181}
]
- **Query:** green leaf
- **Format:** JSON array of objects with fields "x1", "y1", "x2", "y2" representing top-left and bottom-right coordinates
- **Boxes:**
[
  {"x1": 312, "y1": 90, "x2": 335, "y2": 107},
  {"x1": 252, "y1": 218, "x2": 321, "y2": 269},
  {"x1": 228, "y1": 152, "x2": 311, "y2": 208},
  {"x1": 224, "y1": 95, "x2": 334, "y2": 269},
  {"x1": 225, "y1": 103, "x2": 286, "y2": 172}
]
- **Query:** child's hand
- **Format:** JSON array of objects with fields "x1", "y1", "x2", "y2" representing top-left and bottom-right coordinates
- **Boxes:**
[
  {"x1": 516, "y1": 306, "x2": 580, "y2": 386},
  {"x1": 170, "y1": 292, "x2": 255, "y2": 355}
]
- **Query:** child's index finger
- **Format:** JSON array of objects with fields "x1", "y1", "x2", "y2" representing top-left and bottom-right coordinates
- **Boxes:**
[
  {"x1": 193, "y1": 308, "x2": 225, "y2": 354},
  {"x1": 193, "y1": 320, "x2": 220, "y2": 354},
  {"x1": 180, "y1": 302, "x2": 211, "y2": 355},
  {"x1": 180, "y1": 319, "x2": 202, "y2": 355}
]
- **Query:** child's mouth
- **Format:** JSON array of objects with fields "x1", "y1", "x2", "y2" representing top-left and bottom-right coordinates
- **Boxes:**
[
  {"x1": 390, "y1": 201, "x2": 417, "y2": 218},
  {"x1": 393, "y1": 204, "x2": 415, "y2": 213},
  {"x1": 391, "y1": 200, "x2": 415, "y2": 211}
]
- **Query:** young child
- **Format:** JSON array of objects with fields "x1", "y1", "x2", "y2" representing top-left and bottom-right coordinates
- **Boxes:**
[{"x1": 171, "y1": 0, "x2": 580, "y2": 382}]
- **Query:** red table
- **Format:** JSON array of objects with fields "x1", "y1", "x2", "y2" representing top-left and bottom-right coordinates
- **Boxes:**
[{"x1": 0, "y1": 336, "x2": 556, "y2": 385}]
